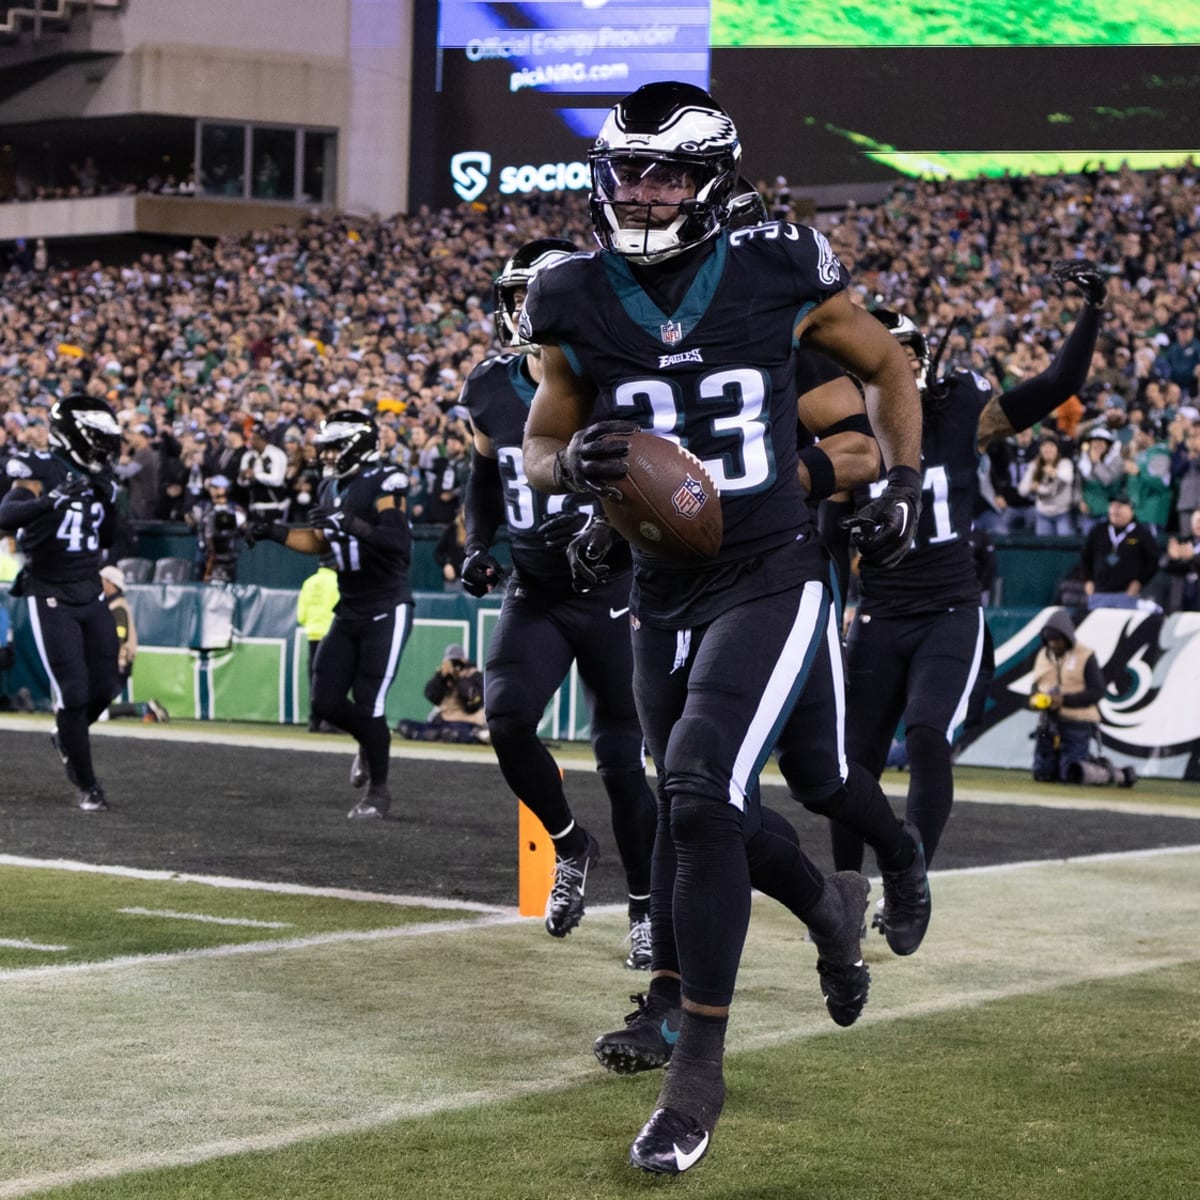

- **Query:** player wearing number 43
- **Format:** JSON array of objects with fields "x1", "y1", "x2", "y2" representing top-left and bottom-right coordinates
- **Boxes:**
[
  {"x1": 521, "y1": 80, "x2": 927, "y2": 1175},
  {"x1": 0, "y1": 395, "x2": 124, "y2": 811},
  {"x1": 458, "y1": 237, "x2": 657, "y2": 965},
  {"x1": 832, "y1": 260, "x2": 1106, "y2": 893},
  {"x1": 242, "y1": 409, "x2": 413, "y2": 820}
]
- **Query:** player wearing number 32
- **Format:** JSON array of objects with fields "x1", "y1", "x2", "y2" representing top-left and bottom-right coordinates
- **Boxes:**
[
  {"x1": 0, "y1": 395, "x2": 123, "y2": 811},
  {"x1": 521, "y1": 80, "x2": 927, "y2": 1174},
  {"x1": 459, "y1": 238, "x2": 657, "y2": 961},
  {"x1": 242, "y1": 409, "x2": 413, "y2": 820}
]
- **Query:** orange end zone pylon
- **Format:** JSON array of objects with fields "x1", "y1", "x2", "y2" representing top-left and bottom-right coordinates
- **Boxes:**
[{"x1": 518, "y1": 799, "x2": 556, "y2": 917}]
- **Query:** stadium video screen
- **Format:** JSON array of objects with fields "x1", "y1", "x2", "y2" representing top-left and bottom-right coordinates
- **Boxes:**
[{"x1": 411, "y1": 0, "x2": 1200, "y2": 210}]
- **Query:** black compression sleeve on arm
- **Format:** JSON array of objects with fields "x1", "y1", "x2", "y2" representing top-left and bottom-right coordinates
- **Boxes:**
[
  {"x1": 463, "y1": 448, "x2": 505, "y2": 549},
  {"x1": 998, "y1": 302, "x2": 1100, "y2": 433}
]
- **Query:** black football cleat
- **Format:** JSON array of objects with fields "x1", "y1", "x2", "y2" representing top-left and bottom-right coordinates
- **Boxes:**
[
  {"x1": 348, "y1": 784, "x2": 391, "y2": 820},
  {"x1": 77, "y1": 785, "x2": 109, "y2": 812},
  {"x1": 630, "y1": 1107, "x2": 713, "y2": 1175},
  {"x1": 544, "y1": 831, "x2": 599, "y2": 937},
  {"x1": 810, "y1": 871, "x2": 871, "y2": 1028},
  {"x1": 349, "y1": 750, "x2": 368, "y2": 789},
  {"x1": 594, "y1": 992, "x2": 680, "y2": 1075},
  {"x1": 879, "y1": 821, "x2": 932, "y2": 956}
]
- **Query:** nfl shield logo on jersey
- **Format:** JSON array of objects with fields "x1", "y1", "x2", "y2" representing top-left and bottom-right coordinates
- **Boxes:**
[
  {"x1": 659, "y1": 319, "x2": 683, "y2": 346},
  {"x1": 672, "y1": 474, "x2": 708, "y2": 520}
]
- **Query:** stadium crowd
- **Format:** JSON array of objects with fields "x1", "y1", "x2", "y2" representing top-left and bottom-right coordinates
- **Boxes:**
[{"x1": 1, "y1": 162, "x2": 1199, "y2": 605}]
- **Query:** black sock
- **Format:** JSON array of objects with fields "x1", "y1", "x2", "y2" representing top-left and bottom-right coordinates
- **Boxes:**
[
  {"x1": 648, "y1": 974, "x2": 681, "y2": 1009},
  {"x1": 659, "y1": 1009, "x2": 727, "y2": 1128}
]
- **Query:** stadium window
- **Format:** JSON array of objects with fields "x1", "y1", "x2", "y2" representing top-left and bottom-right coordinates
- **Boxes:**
[
  {"x1": 199, "y1": 123, "x2": 247, "y2": 197},
  {"x1": 251, "y1": 126, "x2": 296, "y2": 201},
  {"x1": 302, "y1": 130, "x2": 336, "y2": 205}
]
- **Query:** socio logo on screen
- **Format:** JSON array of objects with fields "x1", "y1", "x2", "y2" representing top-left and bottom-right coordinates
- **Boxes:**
[{"x1": 450, "y1": 151, "x2": 589, "y2": 202}]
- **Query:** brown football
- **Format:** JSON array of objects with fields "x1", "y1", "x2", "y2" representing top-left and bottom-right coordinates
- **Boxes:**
[{"x1": 600, "y1": 430, "x2": 722, "y2": 560}]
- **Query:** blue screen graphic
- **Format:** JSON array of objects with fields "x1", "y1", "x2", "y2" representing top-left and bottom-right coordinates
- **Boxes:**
[{"x1": 437, "y1": 1, "x2": 711, "y2": 96}]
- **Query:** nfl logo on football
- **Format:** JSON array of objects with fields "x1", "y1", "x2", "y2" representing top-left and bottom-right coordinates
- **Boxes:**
[
  {"x1": 659, "y1": 319, "x2": 683, "y2": 346},
  {"x1": 672, "y1": 475, "x2": 708, "y2": 520}
]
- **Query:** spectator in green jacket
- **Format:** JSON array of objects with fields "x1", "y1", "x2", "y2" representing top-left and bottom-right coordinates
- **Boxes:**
[{"x1": 1123, "y1": 421, "x2": 1174, "y2": 534}]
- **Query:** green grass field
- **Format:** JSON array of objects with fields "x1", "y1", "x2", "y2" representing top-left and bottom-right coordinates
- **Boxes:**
[{"x1": 2, "y1": 830, "x2": 1198, "y2": 1197}]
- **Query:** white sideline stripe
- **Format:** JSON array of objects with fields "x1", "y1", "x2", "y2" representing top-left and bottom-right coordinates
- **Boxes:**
[
  {"x1": 118, "y1": 907, "x2": 293, "y2": 929},
  {"x1": 0, "y1": 949, "x2": 1194, "y2": 1200},
  {"x1": 0, "y1": 912, "x2": 529, "y2": 983},
  {"x1": 0, "y1": 855, "x2": 515, "y2": 913},
  {"x1": 0, "y1": 938, "x2": 68, "y2": 952}
]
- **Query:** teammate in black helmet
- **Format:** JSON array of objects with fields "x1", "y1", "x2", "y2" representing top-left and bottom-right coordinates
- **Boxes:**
[
  {"x1": 461, "y1": 237, "x2": 657, "y2": 964},
  {"x1": 835, "y1": 260, "x2": 1108, "y2": 899},
  {"x1": 521, "y1": 80, "x2": 926, "y2": 1175},
  {"x1": 242, "y1": 408, "x2": 414, "y2": 819},
  {"x1": 0, "y1": 395, "x2": 123, "y2": 810}
]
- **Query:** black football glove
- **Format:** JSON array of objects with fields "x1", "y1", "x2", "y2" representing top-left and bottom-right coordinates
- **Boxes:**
[
  {"x1": 566, "y1": 515, "x2": 618, "y2": 593},
  {"x1": 242, "y1": 520, "x2": 288, "y2": 548},
  {"x1": 1050, "y1": 258, "x2": 1106, "y2": 307},
  {"x1": 553, "y1": 420, "x2": 639, "y2": 500},
  {"x1": 841, "y1": 466, "x2": 922, "y2": 569},
  {"x1": 48, "y1": 474, "x2": 92, "y2": 509},
  {"x1": 536, "y1": 507, "x2": 591, "y2": 551},
  {"x1": 461, "y1": 541, "x2": 504, "y2": 598}
]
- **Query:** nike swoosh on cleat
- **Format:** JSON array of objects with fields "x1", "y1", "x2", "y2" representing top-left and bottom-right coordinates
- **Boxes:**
[
  {"x1": 673, "y1": 1132, "x2": 709, "y2": 1172},
  {"x1": 609, "y1": 607, "x2": 630, "y2": 619},
  {"x1": 660, "y1": 1020, "x2": 680, "y2": 1046}
]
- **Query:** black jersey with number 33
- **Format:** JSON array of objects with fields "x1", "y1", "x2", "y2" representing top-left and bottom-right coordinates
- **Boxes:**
[
  {"x1": 523, "y1": 223, "x2": 848, "y2": 625},
  {"x1": 856, "y1": 369, "x2": 993, "y2": 616}
]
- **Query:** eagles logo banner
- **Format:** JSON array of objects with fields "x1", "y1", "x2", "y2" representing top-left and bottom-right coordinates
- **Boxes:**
[{"x1": 957, "y1": 607, "x2": 1200, "y2": 781}]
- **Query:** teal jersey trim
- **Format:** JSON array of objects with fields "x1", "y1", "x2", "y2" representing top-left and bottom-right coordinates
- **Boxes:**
[
  {"x1": 601, "y1": 236, "x2": 728, "y2": 344},
  {"x1": 506, "y1": 354, "x2": 537, "y2": 408}
]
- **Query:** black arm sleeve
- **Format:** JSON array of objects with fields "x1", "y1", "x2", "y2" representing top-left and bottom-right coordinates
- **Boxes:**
[
  {"x1": 349, "y1": 503, "x2": 411, "y2": 552},
  {"x1": 0, "y1": 485, "x2": 51, "y2": 531},
  {"x1": 463, "y1": 449, "x2": 505, "y2": 550},
  {"x1": 998, "y1": 303, "x2": 1100, "y2": 433},
  {"x1": 1063, "y1": 652, "x2": 1106, "y2": 709}
]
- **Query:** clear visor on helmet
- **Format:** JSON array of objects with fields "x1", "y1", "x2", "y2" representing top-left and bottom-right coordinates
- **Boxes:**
[{"x1": 592, "y1": 155, "x2": 705, "y2": 209}]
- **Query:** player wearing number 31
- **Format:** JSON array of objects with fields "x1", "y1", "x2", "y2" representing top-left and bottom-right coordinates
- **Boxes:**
[
  {"x1": 242, "y1": 409, "x2": 413, "y2": 820},
  {"x1": 0, "y1": 395, "x2": 124, "y2": 811},
  {"x1": 832, "y1": 260, "x2": 1105, "y2": 893},
  {"x1": 521, "y1": 80, "x2": 926, "y2": 1174}
]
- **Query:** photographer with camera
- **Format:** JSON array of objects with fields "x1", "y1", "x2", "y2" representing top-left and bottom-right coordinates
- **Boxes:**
[
  {"x1": 396, "y1": 643, "x2": 488, "y2": 745},
  {"x1": 188, "y1": 475, "x2": 246, "y2": 584},
  {"x1": 1029, "y1": 609, "x2": 1134, "y2": 787}
]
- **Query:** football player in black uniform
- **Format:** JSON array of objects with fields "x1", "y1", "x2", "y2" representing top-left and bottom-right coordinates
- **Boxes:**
[
  {"x1": 520, "y1": 81, "x2": 925, "y2": 1174},
  {"x1": 0, "y1": 395, "x2": 123, "y2": 810},
  {"x1": 459, "y1": 238, "x2": 657, "y2": 965},
  {"x1": 834, "y1": 262, "x2": 1106, "y2": 910},
  {"x1": 244, "y1": 409, "x2": 413, "y2": 819}
]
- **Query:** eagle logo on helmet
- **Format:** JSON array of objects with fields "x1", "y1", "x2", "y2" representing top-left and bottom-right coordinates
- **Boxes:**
[
  {"x1": 493, "y1": 238, "x2": 578, "y2": 352},
  {"x1": 315, "y1": 409, "x2": 379, "y2": 479},
  {"x1": 589, "y1": 81, "x2": 742, "y2": 265},
  {"x1": 48, "y1": 395, "x2": 122, "y2": 475}
]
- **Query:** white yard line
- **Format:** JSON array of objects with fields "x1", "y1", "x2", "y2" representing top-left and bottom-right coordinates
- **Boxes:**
[
  {"x1": 117, "y1": 907, "x2": 294, "y2": 929},
  {"x1": 0, "y1": 854, "x2": 516, "y2": 912},
  {"x1": 0, "y1": 938, "x2": 68, "y2": 952}
]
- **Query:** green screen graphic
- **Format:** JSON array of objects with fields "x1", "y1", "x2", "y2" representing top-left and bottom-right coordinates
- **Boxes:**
[{"x1": 712, "y1": 0, "x2": 1200, "y2": 47}]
